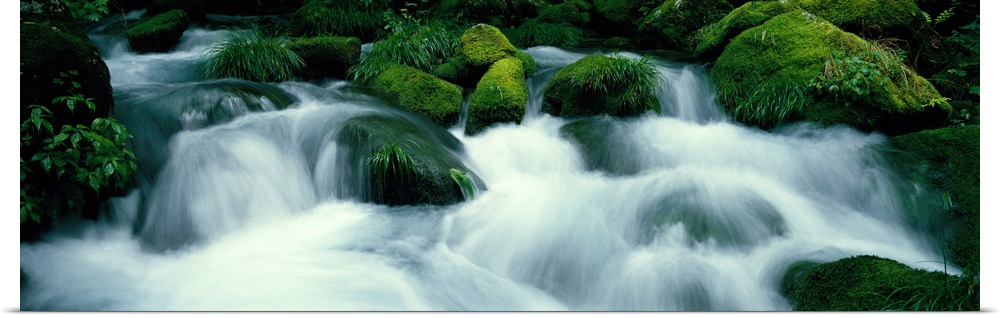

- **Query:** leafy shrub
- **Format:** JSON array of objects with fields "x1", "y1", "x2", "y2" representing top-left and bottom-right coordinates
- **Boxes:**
[
  {"x1": 348, "y1": 19, "x2": 462, "y2": 84},
  {"x1": 203, "y1": 28, "x2": 304, "y2": 82},
  {"x1": 21, "y1": 92, "x2": 137, "y2": 224},
  {"x1": 62, "y1": 0, "x2": 109, "y2": 21}
]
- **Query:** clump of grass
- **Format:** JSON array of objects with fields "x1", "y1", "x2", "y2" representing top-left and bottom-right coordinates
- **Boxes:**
[
  {"x1": 348, "y1": 19, "x2": 462, "y2": 84},
  {"x1": 566, "y1": 54, "x2": 662, "y2": 116},
  {"x1": 287, "y1": 0, "x2": 390, "y2": 40},
  {"x1": 879, "y1": 262, "x2": 979, "y2": 311},
  {"x1": 449, "y1": 168, "x2": 476, "y2": 200},
  {"x1": 366, "y1": 139, "x2": 418, "y2": 202},
  {"x1": 202, "y1": 28, "x2": 304, "y2": 82},
  {"x1": 725, "y1": 81, "x2": 808, "y2": 129},
  {"x1": 510, "y1": 20, "x2": 582, "y2": 47}
]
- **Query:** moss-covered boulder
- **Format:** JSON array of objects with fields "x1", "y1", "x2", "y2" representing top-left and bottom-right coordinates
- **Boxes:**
[
  {"x1": 637, "y1": 0, "x2": 734, "y2": 51},
  {"x1": 287, "y1": 0, "x2": 388, "y2": 41},
  {"x1": 335, "y1": 114, "x2": 483, "y2": 206},
  {"x1": 125, "y1": 10, "x2": 190, "y2": 53},
  {"x1": 514, "y1": 50, "x2": 536, "y2": 78},
  {"x1": 288, "y1": 36, "x2": 361, "y2": 79},
  {"x1": 536, "y1": 0, "x2": 591, "y2": 27},
  {"x1": 145, "y1": 0, "x2": 205, "y2": 21},
  {"x1": 791, "y1": 0, "x2": 928, "y2": 40},
  {"x1": 693, "y1": 0, "x2": 800, "y2": 59},
  {"x1": 591, "y1": 0, "x2": 645, "y2": 36},
  {"x1": 543, "y1": 54, "x2": 662, "y2": 118},
  {"x1": 460, "y1": 23, "x2": 520, "y2": 69},
  {"x1": 466, "y1": 57, "x2": 529, "y2": 135},
  {"x1": 370, "y1": 64, "x2": 464, "y2": 129},
  {"x1": 892, "y1": 125, "x2": 979, "y2": 273},
  {"x1": 711, "y1": 11, "x2": 950, "y2": 134},
  {"x1": 21, "y1": 13, "x2": 114, "y2": 131},
  {"x1": 784, "y1": 255, "x2": 978, "y2": 310}
]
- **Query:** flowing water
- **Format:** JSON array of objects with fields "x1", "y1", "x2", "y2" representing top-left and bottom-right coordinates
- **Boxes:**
[{"x1": 20, "y1": 18, "x2": 953, "y2": 311}]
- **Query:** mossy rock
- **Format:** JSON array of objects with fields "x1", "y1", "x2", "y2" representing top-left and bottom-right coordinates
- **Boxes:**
[
  {"x1": 784, "y1": 255, "x2": 976, "y2": 310},
  {"x1": 536, "y1": 0, "x2": 591, "y2": 27},
  {"x1": 287, "y1": 0, "x2": 389, "y2": 41},
  {"x1": 591, "y1": 0, "x2": 645, "y2": 37},
  {"x1": 335, "y1": 114, "x2": 482, "y2": 206},
  {"x1": 514, "y1": 50, "x2": 536, "y2": 78},
  {"x1": 370, "y1": 64, "x2": 464, "y2": 129},
  {"x1": 637, "y1": 0, "x2": 734, "y2": 51},
  {"x1": 20, "y1": 15, "x2": 114, "y2": 132},
  {"x1": 711, "y1": 11, "x2": 950, "y2": 134},
  {"x1": 146, "y1": 0, "x2": 205, "y2": 21},
  {"x1": 693, "y1": 0, "x2": 800, "y2": 60},
  {"x1": 543, "y1": 54, "x2": 662, "y2": 118},
  {"x1": 791, "y1": 0, "x2": 928, "y2": 40},
  {"x1": 466, "y1": 57, "x2": 529, "y2": 135},
  {"x1": 288, "y1": 36, "x2": 361, "y2": 79},
  {"x1": 460, "y1": 23, "x2": 520, "y2": 69},
  {"x1": 125, "y1": 10, "x2": 190, "y2": 53},
  {"x1": 891, "y1": 125, "x2": 979, "y2": 272}
]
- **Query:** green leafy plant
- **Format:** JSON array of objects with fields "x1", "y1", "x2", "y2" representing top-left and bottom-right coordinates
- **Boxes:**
[
  {"x1": 366, "y1": 139, "x2": 418, "y2": 202},
  {"x1": 809, "y1": 50, "x2": 890, "y2": 105},
  {"x1": 449, "y1": 168, "x2": 476, "y2": 200},
  {"x1": 20, "y1": 90, "x2": 137, "y2": 224},
  {"x1": 203, "y1": 28, "x2": 305, "y2": 82},
  {"x1": 348, "y1": 19, "x2": 461, "y2": 84}
]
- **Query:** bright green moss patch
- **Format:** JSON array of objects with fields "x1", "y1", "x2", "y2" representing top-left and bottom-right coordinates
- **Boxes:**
[
  {"x1": 785, "y1": 255, "x2": 978, "y2": 310},
  {"x1": 637, "y1": 0, "x2": 733, "y2": 50},
  {"x1": 544, "y1": 54, "x2": 662, "y2": 118},
  {"x1": 466, "y1": 57, "x2": 528, "y2": 135},
  {"x1": 370, "y1": 64, "x2": 464, "y2": 129},
  {"x1": 460, "y1": 23, "x2": 519, "y2": 68},
  {"x1": 792, "y1": 0, "x2": 927, "y2": 40},
  {"x1": 711, "y1": 11, "x2": 949, "y2": 133},
  {"x1": 125, "y1": 10, "x2": 190, "y2": 53},
  {"x1": 514, "y1": 50, "x2": 536, "y2": 78},
  {"x1": 694, "y1": 0, "x2": 800, "y2": 59},
  {"x1": 288, "y1": 36, "x2": 361, "y2": 79}
]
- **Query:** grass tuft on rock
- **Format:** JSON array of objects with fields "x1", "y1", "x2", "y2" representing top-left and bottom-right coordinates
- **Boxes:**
[{"x1": 203, "y1": 28, "x2": 304, "y2": 82}]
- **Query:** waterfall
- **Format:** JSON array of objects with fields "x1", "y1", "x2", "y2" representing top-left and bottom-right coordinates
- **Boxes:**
[{"x1": 20, "y1": 22, "x2": 952, "y2": 311}]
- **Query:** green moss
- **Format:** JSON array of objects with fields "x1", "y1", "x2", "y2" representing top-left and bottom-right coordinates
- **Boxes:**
[
  {"x1": 711, "y1": 11, "x2": 949, "y2": 133},
  {"x1": 514, "y1": 50, "x2": 536, "y2": 78},
  {"x1": 125, "y1": 10, "x2": 190, "y2": 53},
  {"x1": 785, "y1": 255, "x2": 977, "y2": 311},
  {"x1": 536, "y1": 0, "x2": 591, "y2": 27},
  {"x1": 287, "y1": 0, "x2": 390, "y2": 41},
  {"x1": 694, "y1": 0, "x2": 800, "y2": 59},
  {"x1": 544, "y1": 54, "x2": 662, "y2": 118},
  {"x1": 637, "y1": 0, "x2": 734, "y2": 50},
  {"x1": 466, "y1": 57, "x2": 528, "y2": 135},
  {"x1": 460, "y1": 23, "x2": 520, "y2": 68},
  {"x1": 792, "y1": 0, "x2": 927, "y2": 40},
  {"x1": 288, "y1": 36, "x2": 361, "y2": 79},
  {"x1": 370, "y1": 64, "x2": 464, "y2": 128},
  {"x1": 892, "y1": 125, "x2": 979, "y2": 272}
]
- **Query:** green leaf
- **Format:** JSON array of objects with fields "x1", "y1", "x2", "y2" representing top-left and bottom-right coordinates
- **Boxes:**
[
  {"x1": 21, "y1": 208, "x2": 27, "y2": 224},
  {"x1": 41, "y1": 156, "x2": 53, "y2": 173}
]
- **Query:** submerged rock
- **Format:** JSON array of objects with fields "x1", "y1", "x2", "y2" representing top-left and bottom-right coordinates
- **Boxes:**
[
  {"x1": 711, "y1": 11, "x2": 950, "y2": 134},
  {"x1": 335, "y1": 114, "x2": 482, "y2": 206}
]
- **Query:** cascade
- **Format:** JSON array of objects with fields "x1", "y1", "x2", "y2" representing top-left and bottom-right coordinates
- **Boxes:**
[{"x1": 20, "y1": 21, "x2": 952, "y2": 311}]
